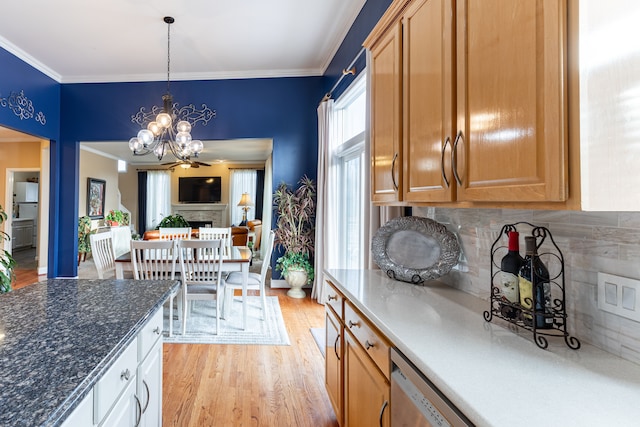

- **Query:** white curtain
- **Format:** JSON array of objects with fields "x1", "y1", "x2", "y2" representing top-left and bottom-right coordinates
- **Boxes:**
[
  {"x1": 146, "y1": 170, "x2": 171, "y2": 230},
  {"x1": 312, "y1": 98, "x2": 337, "y2": 303},
  {"x1": 261, "y1": 155, "x2": 273, "y2": 259},
  {"x1": 229, "y1": 169, "x2": 257, "y2": 226}
]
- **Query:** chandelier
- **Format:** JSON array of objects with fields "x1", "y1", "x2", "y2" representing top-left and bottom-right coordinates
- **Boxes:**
[{"x1": 129, "y1": 16, "x2": 215, "y2": 161}]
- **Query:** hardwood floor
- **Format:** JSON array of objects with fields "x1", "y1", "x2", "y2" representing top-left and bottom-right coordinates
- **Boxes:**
[{"x1": 163, "y1": 288, "x2": 338, "y2": 427}]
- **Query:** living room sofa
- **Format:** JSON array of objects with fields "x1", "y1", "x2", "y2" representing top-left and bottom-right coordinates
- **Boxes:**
[{"x1": 143, "y1": 226, "x2": 249, "y2": 246}]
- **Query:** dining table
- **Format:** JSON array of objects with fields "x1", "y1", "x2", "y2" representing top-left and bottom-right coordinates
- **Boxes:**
[{"x1": 115, "y1": 245, "x2": 252, "y2": 330}]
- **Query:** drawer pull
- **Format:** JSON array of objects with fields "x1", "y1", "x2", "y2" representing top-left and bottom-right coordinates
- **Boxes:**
[
  {"x1": 334, "y1": 334, "x2": 341, "y2": 361},
  {"x1": 120, "y1": 368, "x2": 131, "y2": 381},
  {"x1": 328, "y1": 295, "x2": 337, "y2": 301},
  {"x1": 365, "y1": 340, "x2": 375, "y2": 350},
  {"x1": 348, "y1": 320, "x2": 360, "y2": 329},
  {"x1": 441, "y1": 136, "x2": 451, "y2": 188},
  {"x1": 153, "y1": 326, "x2": 161, "y2": 335}
]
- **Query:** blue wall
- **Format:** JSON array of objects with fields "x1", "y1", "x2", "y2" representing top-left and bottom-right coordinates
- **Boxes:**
[{"x1": 0, "y1": 0, "x2": 392, "y2": 278}]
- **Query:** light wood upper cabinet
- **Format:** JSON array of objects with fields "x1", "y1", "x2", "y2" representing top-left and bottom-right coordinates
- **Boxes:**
[
  {"x1": 366, "y1": 0, "x2": 569, "y2": 205},
  {"x1": 369, "y1": 21, "x2": 403, "y2": 203},
  {"x1": 403, "y1": 0, "x2": 455, "y2": 202},
  {"x1": 455, "y1": 0, "x2": 568, "y2": 202}
]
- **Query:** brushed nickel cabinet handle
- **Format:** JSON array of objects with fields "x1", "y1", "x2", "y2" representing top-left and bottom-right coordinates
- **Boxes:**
[
  {"x1": 120, "y1": 369, "x2": 131, "y2": 381},
  {"x1": 334, "y1": 334, "x2": 341, "y2": 361},
  {"x1": 328, "y1": 295, "x2": 337, "y2": 301},
  {"x1": 379, "y1": 400, "x2": 389, "y2": 427},
  {"x1": 153, "y1": 326, "x2": 161, "y2": 335},
  {"x1": 142, "y1": 379, "x2": 150, "y2": 413},
  {"x1": 134, "y1": 394, "x2": 142, "y2": 427},
  {"x1": 452, "y1": 130, "x2": 463, "y2": 186},
  {"x1": 348, "y1": 320, "x2": 360, "y2": 328},
  {"x1": 365, "y1": 340, "x2": 375, "y2": 350},
  {"x1": 441, "y1": 136, "x2": 451, "y2": 188},
  {"x1": 391, "y1": 152, "x2": 399, "y2": 191}
]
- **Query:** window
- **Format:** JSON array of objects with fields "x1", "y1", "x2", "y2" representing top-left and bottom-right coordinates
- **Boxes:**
[
  {"x1": 331, "y1": 74, "x2": 366, "y2": 269},
  {"x1": 230, "y1": 169, "x2": 257, "y2": 226}
]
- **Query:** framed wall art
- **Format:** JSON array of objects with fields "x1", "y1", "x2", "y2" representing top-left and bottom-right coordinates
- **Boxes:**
[{"x1": 87, "y1": 178, "x2": 106, "y2": 219}]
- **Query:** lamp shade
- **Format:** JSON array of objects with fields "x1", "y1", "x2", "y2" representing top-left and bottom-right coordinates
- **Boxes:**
[{"x1": 237, "y1": 192, "x2": 254, "y2": 207}]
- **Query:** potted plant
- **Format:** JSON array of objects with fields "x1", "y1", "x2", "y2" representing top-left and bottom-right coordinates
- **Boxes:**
[
  {"x1": 0, "y1": 204, "x2": 16, "y2": 293},
  {"x1": 105, "y1": 209, "x2": 125, "y2": 226},
  {"x1": 273, "y1": 175, "x2": 316, "y2": 298},
  {"x1": 155, "y1": 213, "x2": 190, "y2": 229}
]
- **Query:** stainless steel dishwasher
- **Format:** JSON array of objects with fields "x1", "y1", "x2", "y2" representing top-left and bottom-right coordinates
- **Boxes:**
[{"x1": 391, "y1": 348, "x2": 474, "y2": 427}]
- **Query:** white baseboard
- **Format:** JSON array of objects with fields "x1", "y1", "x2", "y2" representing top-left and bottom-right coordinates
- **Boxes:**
[
  {"x1": 269, "y1": 279, "x2": 312, "y2": 290},
  {"x1": 270, "y1": 279, "x2": 289, "y2": 289},
  {"x1": 37, "y1": 266, "x2": 47, "y2": 275}
]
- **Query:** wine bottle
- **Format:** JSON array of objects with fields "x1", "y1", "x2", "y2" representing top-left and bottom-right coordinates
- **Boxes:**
[
  {"x1": 518, "y1": 236, "x2": 553, "y2": 328},
  {"x1": 499, "y1": 231, "x2": 523, "y2": 319}
]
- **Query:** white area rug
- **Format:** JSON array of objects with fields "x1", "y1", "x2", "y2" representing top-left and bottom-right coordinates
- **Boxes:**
[{"x1": 163, "y1": 296, "x2": 290, "y2": 345}]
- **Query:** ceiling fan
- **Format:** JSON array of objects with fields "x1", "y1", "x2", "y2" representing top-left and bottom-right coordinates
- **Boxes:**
[{"x1": 162, "y1": 159, "x2": 211, "y2": 169}]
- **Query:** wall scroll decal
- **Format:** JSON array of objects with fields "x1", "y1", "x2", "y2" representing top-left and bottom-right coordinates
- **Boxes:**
[{"x1": 0, "y1": 90, "x2": 47, "y2": 125}]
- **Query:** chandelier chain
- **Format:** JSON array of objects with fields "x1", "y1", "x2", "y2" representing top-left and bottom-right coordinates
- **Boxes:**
[{"x1": 166, "y1": 19, "x2": 171, "y2": 94}]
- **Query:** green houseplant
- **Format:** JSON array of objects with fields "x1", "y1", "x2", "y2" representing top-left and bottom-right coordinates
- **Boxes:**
[
  {"x1": 155, "y1": 213, "x2": 190, "y2": 229},
  {"x1": 0, "y1": 204, "x2": 16, "y2": 293},
  {"x1": 105, "y1": 209, "x2": 125, "y2": 226},
  {"x1": 273, "y1": 175, "x2": 316, "y2": 298}
]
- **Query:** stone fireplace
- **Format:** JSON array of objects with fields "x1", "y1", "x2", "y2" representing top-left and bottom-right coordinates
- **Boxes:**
[{"x1": 172, "y1": 204, "x2": 228, "y2": 228}]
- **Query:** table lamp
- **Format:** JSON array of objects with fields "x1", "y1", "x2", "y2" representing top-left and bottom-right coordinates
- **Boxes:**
[{"x1": 237, "y1": 192, "x2": 254, "y2": 226}]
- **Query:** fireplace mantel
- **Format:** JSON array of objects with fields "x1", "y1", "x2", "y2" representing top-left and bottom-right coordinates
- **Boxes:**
[{"x1": 172, "y1": 204, "x2": 228, "y2": 227}]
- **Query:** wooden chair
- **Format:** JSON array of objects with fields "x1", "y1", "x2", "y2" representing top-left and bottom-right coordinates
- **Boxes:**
[
  {"x1": 89, "y1": 231, "x2": 116, "y2": 279},
  {"x1": 159, "y1": 227, "x2": 192, "y2": 241},
  {"x1": 224, "y1": 230, "x2": 275, "y2": 320},
  {"x1": 131, "y1": 239, "x2": 179, "y2": 336},
  {"x1": 177, "y1": 239, "x2": 225, "y2": 335},
  {"x1": 198, "y1": 227, "x2": 232, "y2": 256}
]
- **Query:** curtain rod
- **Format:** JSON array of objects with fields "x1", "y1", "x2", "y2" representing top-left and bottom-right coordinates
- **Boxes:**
[{"x1": 322, "y1": 47, "x2": 366, "y2": 102}]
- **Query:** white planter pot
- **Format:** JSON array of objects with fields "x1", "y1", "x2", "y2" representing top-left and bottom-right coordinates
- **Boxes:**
[{"x1": 285, "y1": 269, "x2": 307, "y2": 298}]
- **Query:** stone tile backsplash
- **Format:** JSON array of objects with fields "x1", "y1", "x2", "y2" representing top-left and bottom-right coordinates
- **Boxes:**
[{"x1": 413, "y1": 207, "x2": 640, "y2": 365}]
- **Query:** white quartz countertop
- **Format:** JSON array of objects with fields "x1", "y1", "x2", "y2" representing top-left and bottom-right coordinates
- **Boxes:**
[{"x1": 325, "y1": 269, "x2": 640, "y2": 427}]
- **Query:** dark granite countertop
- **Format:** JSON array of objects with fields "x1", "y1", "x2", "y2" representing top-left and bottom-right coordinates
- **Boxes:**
[{"x1": 0, "y1": 278, "x2": 179, "y2": 427}]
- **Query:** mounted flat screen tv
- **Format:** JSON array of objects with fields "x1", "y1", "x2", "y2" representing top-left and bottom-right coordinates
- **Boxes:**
[{"x1": 178, "y1": 176, "x2": 222, "y2": 203}]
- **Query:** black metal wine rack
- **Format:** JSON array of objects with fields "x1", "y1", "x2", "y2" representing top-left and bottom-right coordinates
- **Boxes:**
[{"x1": 484, "y1": 222, "x2": 580, "y2": 350}]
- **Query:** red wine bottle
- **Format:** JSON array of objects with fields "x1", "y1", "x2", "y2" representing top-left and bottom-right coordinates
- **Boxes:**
[
  {"x1": 518, "y1": 236, "x2": 553, "y2": 328},
  {"x1": 499, "y1": 231, "x2": 523, "y2": 319}
]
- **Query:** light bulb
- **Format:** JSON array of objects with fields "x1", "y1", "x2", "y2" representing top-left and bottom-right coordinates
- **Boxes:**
[
  {"x1": 176, "y1": 121, "x2": 192, "y2": 133},
  {"x1": 191, "y1": 140, "x2": 203, "y2": 154},
  {"x1": 156, "y1": 112, "x2": 172, "y2": 128},
  {"x1": 154, "y1": 144, "x2": 166, "y2": 160},
  {"x1": 137, "y1": 129, "x2": 154, "y2": 147},
  {"x1": 128, "y1": 137, "x2": 143, "y2": 152},
  {"x1": 147, "y1": 121, "x2": 161, "y2": 135},
  {"x1": 176, "y1": 131, "x2": 192, "y2": 146}
]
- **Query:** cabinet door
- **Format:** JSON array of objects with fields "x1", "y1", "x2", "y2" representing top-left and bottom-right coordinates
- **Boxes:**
[
  {"x1": 325, "y1": 309, "x2": 343, "y2": 425},
  {"x1": 99, "y1": 377, "x2": 139, "y2": 427},
  {"x1": 138, "y1": 340, "x2": 162, "y2": 427},
  {"x1": 403, "y1": 0, "x2": 456, "y2": 203},
  {"x1": 455, "y1": 0, "x2": 568, "y2": 202},
  {"x1": 344, "y1": 332, "x2": 389, "y2": 427},
  {"x1": 370, "y1": 21, "x2": 403, "y2": 203}
]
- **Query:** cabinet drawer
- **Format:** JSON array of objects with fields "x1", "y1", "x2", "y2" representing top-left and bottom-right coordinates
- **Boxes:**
[
  {"x1": 94, "y1": 337, "x2": 138, "y2": 424},
  {"x1": 344, "y1": 302, "x2": 391, "y2": 379},
  {"x1": 138, "y1": 308, "x2": 163, "y2": 362},
  {"x1": 325, "y1": 280, "x2": 344, "y2": 318}
]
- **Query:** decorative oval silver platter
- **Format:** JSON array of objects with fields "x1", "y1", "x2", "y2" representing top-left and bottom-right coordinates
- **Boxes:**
[{"x1": 372, "y1": 216, "x2": 460, "y2": 284}]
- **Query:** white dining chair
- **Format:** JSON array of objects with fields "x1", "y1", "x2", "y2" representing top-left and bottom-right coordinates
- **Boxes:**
[
  {"x1": 224, "y1": 230, "x2": 275, "y2": 320},
  {"x1": 89, "y1": 231, "x2": 116, "y2": 279},
  {"x1": 131, "y1": 239, "x2": 179, "y2": 336},
  {"x1": 177, "y1": 239, "x2": 225, "y2": 335},
  {"x1": 199, "y1": 227, "x2": 232, "y2": 257},
  {"x1": 159, "y1": 227, "x2": 192, "y2": 241}
]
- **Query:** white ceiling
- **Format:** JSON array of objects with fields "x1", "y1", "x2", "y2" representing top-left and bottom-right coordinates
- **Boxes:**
[
  {"x1": 0, "y1": 1, "x2": 365, "y2": 164},
  {"x1": 0, "y1": 0, "x2": 366, "y2": 83}
]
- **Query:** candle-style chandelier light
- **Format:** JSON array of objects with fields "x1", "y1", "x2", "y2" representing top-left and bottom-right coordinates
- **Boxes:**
[{"x1": 129, "y1": 16, "x2": 215, "y2": 161}]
